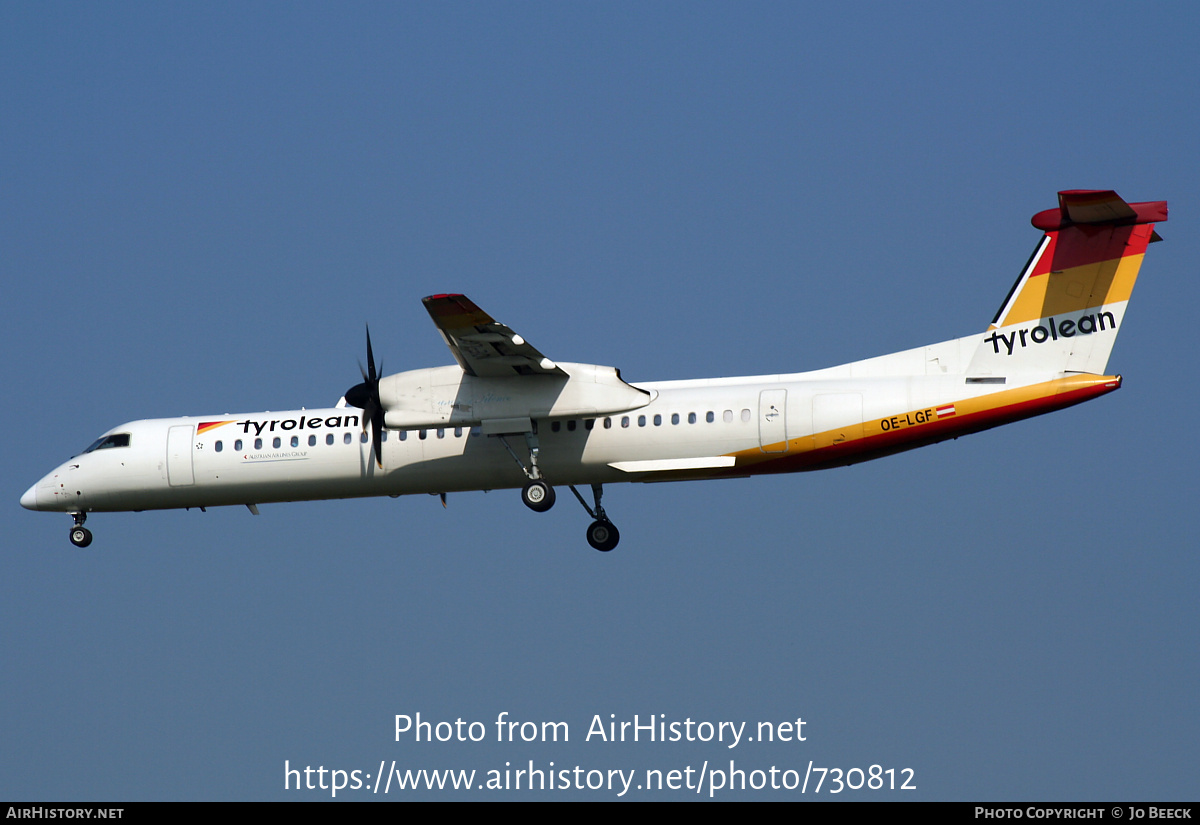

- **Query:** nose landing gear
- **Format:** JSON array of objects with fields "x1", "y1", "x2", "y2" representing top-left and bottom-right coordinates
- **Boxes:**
[{"x1": 68, "y1": 513, "x2": 92, "y2": 548}]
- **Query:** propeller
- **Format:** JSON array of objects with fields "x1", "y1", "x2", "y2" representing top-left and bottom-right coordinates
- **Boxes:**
[{"x1": 344, "y1": 325, "x2": 385, "y2": 468}]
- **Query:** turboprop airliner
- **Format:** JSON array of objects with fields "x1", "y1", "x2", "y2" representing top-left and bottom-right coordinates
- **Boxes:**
[{"x1": 22, "y1": 190, "x2": 1166, "y2": 551}]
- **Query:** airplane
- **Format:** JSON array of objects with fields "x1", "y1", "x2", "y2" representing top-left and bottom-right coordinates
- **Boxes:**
[{"x1": 21, "y1": 189, "x2": 1167, "y2": 552}]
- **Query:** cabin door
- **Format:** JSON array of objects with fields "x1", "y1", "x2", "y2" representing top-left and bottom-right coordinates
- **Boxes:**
[
  {"x1": 758, "y1": 389, "x2": 788, "y2": 453},
  {"x1": 166, "y1": 425, "x2": 195, "y2": 487}
]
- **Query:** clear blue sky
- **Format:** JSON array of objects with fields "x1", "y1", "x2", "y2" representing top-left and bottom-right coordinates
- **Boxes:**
[{"x1": 3, "y1": 2, "x2": 1196, "y2": 800}]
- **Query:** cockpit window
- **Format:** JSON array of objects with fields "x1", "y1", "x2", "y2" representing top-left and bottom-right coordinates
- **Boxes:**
[{"x1": 82, "y1": 433, "x2": 131, "y2": 453}]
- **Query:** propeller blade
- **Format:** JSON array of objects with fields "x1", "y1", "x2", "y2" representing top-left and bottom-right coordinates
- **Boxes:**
[
  {"x1": 370, "y1": 404, "x2": 384, "y2": 469},
  {"x1": 365, "y1": 325, "x2": 377, "y2": 382},
  {"x1": 345, "y1": 324, "x2": 386, "y2": 469}
]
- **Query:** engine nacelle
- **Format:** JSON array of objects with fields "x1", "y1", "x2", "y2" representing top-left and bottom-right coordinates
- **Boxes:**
[{"x1": 379, "y1": 362, "x2": 651, "y2": 430}]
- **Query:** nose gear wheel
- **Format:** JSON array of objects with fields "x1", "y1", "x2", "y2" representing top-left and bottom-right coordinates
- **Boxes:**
[{"x1": 68, "y1": 513, "x2": 91, "y2": 547}]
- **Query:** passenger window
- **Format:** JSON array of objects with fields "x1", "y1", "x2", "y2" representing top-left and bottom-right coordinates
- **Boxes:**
[
  {"x1": 551, "y1": 421, "x2": 561, "y2": 432},
  {"x1": 273, "y1": 437, "x2": 281, "y2": 448},
  {"x1": 437, "y1": 429, "x2": 445, "y2": 438},
  {"x1": 326, "y1": 434, "x2": 334, "y2": 446},
  {"x1": 399, "y1": 431, "x2": 407, "y2": 441},
  {"x1": 567, "y1": 420, "x2": 576, "y2": 431},
  {"x1": 621, "y1": 416, "x2": 630, "y2": 428},
  {"x1": 290, "y1": 436, "x2": 298, "y2": 447},
  {"x1": 741, "y1": 409, "x2": 751, "y2": 422},
  {"x1": 638, "y1": 415, "x2": 646, "y2": 427},
  {"x1": 344, "y1": 432, "x2": 352, "y2": 445},
  {"x1": 234, "y1": 439, "x2": 243, "y2": 451},
  {"x1": 706, "y1": 411, "x2": 714, "y2": 423},
  {"x1": 723, "y1": 410, "x2": 733, "y2": 423},
  {"x1": 215, "y1": 440, "x2": 223, "y2": 452},
  {"x1": 672, "y1": 413, "x2": 680, "y2": 425},
  {"x1": 254, "y1": 438, "x2": 262, "y2": 450},
  {"x1": 585, "y1": 419, "x2": 594, "y2": 430},
  {"x1": 308, "y1": 435, "x2": 316, "y2": 446},
  {"x1": 604, "y1": 417, "x2": 612, "y2": 429},
  {"x1": 653, "y1": 414, "x2": 662, "y2": 426},
  {"x1": 419, "y1": 430, "x2": 427, "y2": 440},
  {"x1": 360, "y1": 432, "x2": 368, "y2": 444},
  {"x1": 454, "y1": 427, "x2": 463, "y2": 437}
]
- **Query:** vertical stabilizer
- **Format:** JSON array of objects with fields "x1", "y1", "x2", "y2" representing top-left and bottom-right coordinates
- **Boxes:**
[{"x1": 967, "y1": 190, "x2": 1166, "y2": 378}]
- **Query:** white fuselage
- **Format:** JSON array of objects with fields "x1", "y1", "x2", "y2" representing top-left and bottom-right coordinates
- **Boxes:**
[
  {"x1": 21, "y1": 191, "x2": 1163, "y2": 552},
  {"x1": 20, "y1": 332, "x2": 1106, "y2": 516}
]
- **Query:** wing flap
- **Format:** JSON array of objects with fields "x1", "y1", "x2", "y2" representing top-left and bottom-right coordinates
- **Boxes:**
[{"x1": 609, "y1": 457, "x2": 737, "y2": 473}]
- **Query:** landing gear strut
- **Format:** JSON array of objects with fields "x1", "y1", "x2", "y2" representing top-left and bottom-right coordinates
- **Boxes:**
[
  {"x1": 569, "y1": 483, "x2": 620, "y2": 552},
  {"x1": 497, "y1": 426, "x2": 619, "y2": 550},
  {"x1": 68, "y1": 513, "x2": 92, "y2": 548},
  {"x1": 498, "y1": 430, "x2": 558, "y2": 513}
]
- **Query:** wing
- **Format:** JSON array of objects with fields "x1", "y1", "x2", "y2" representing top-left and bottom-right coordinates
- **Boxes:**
[{"x1": 422, "y1": 294, "x2": 568, "y2": 378}]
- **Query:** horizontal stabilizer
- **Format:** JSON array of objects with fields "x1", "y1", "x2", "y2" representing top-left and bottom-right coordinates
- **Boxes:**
[{"x1": 1032, "y1": 190, "x2": 1167, "y2": 231}]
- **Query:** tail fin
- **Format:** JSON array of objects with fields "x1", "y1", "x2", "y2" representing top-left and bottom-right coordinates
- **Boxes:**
[{"x1": 967, "y1": 190, "x2": 1166, "y2": 377}]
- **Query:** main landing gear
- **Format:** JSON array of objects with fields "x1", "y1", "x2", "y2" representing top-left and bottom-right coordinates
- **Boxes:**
[
  {"x1": 571, "y1": 483, "x2": 619, "y2": 552},
  {"x1": 586, "y1": 521, "x2": 619, "y2": 553},
  {"x1": 521, "y1": 479, "x2": 556, "y2": 512},
  {"x1": 498, "y1": 429, "x2": 620, "y2": 551},
  {"x1": 68, "y1": 512, "x2": 92, "y2": 548}
]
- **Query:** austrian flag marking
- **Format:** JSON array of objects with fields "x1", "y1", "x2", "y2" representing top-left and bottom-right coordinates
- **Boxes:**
[{"x1": 935, "y1": 404, "x2": 956, "y2": 418}]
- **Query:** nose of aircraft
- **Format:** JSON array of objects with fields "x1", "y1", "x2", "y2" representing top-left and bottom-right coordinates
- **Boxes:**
[{"x1": 20, "y1": 482, "x2": 39, "y2": 510}]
